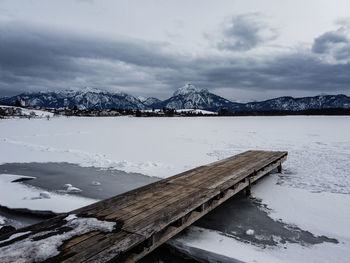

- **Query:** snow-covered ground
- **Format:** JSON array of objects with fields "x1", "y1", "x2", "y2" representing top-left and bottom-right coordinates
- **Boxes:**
[
  {"x1": 0, "y1": 105, "x2": 54, "y2": 118},
  {"x1": 19, "y1": 108, "x2": 54, "y2": 118},
  {"x1": 0, "y1": 116, "x2": 349, "y2": 262},
  {"x1": 175, "y1": 109, "x2": 218, "y2": 115},
  {"x1": 141, "y1": 108, "x2": 218, "y2": 115}
]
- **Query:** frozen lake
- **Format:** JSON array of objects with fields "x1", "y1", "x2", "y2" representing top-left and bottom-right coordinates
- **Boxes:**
[{"x1": 0, "y1": 116, "x2": 349, "y2": 262}]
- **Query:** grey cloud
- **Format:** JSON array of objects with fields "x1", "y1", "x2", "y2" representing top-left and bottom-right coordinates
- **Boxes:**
[
  {"x1": 312, "y1": 30, "x2": 348, "y2": 54},
  {"x1": 334, "y1": 45, "x2": 350, "y2": 61},
  {"x1": 312, "y1": 24, "x2": 350, "y2": 62},
  {"x1": 151, "y1": 50, "x2": 350, "y2": 101},
  {"x1": 0, "y1": 21, "x2": 349, "y2": 100},
  {"x1": 193, "y1": 54, "x2": 350, "y2": 93},
  {"x1": 0, "y1": 23, "x2": 179, "y2": 69},
  {"x1": 0, "y1": 22, "x2": 183, "y2": 97},
  {"x1": 218, "y1": 13, "x2": 278, "y2": 51}
]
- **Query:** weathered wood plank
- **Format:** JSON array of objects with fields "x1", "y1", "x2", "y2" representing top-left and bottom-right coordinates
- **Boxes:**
[
  {"x1": 168, "y1": 151, "x2": 268, "y2": 188},
  {"x1": 105, "y1": 184, "x2": 197, "y2": 222},
  {"x1": 202, "y1": 151, "x2": 287, "y2": 191},
  {"x1": 50, "y1": 231, "x2": 144, "y2": 263}
]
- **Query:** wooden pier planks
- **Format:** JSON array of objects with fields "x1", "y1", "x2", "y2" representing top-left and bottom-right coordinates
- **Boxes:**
[{"x1": 0, "y1": 150, "x2": 287, "y2": 263}]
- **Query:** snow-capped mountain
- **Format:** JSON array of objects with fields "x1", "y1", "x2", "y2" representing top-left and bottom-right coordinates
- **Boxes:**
[
  {"x1": 173, "y1": 84, "x2": 208, "y2": 96},
  {"x1": 0, "y1": 88, "x2": 146, "y2": 110},
  {"x1": 151, "y1": 84, "x2": 243, "y2": 111},
  {"x1": 1, "y1": 85, "x2": 349, "y2": 112}
]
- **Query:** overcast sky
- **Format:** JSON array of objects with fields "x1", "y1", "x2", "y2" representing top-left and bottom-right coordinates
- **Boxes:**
[{"x1": 0, "y1": 0, "x2": 349, "y2": 101}]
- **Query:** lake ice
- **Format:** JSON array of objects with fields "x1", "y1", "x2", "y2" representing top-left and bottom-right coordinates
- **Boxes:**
[{"x1": 0, "y1": 116, "x2": 349, "y2": 262}]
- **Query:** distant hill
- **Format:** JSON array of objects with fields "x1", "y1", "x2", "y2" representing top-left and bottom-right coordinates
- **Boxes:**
[
  {"x1": 0, "y1": 88, "x2": 146, "y2": 110},
  {"x1": 1, "y1": 85, "x2": 349, "y2": 112},
  {"x1": 243, "y1": 95, "x2": 350, "y2": 112}
]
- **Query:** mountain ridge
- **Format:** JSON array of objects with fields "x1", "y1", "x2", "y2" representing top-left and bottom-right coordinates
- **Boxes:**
[
  {"x1": 1, "y1": 85, "x2": 349, "y2": 112},
  {"x1": 0, "y1": 89, "x2": 146, "y2": 110}
]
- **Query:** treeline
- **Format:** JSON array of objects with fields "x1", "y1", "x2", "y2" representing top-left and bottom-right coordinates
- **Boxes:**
[
  {"x1": 218, "y1": 107, "x2": 350, "y2": 116},
  {"x1": 135, "y1": 108, "x2": 218, "y2": 117},
  {"x1": 2, "y1": 102, "x2": 350, "y2": 117}
]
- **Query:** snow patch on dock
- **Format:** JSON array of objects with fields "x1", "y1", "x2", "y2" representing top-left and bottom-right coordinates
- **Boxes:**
[{"x1": 0, "y1": 214, "x2": 116, "y2": 263}]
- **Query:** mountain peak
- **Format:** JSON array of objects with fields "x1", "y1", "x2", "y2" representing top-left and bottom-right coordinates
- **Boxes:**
[
  {"x1": 80, "y1": 87, "x2": 104, "y2": 94},
  {"x1": 173, "y1": 84, "x2": 208, "y2": 96},
  {"x1": 137, "y1": 96, "x2": 147, "y2": 102}
]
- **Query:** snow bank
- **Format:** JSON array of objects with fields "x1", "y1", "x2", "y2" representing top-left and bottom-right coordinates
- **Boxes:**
[
  {"x1": 246, "y1": 229, "x2": 255, "y2": 236},
  {"x1": 20, "y1": 108, "x2": 54, "y2": 118},
  {"x1": 0, "y1": 105, "x2": 54, "y2": 118},
  {"x1": 0, "y1": 214, "x2": 116, "y2": 263},
  {"x1": 0, "y1": 174, "x2": 97, "y2": 213},
  {"x1": 63, "y1": 184, "x2": 82, "y2": 193},
  {"x1": 0, "y1": 231, "x2": 32, "y2": 245}
]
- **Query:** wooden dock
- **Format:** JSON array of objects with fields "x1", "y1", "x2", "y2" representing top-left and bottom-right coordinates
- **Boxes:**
[{"x1": 0, "y1": 150, "x2": 287, "y2": 263}]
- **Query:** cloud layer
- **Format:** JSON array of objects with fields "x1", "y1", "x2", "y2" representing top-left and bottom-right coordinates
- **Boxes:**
[
  {"x1": 218, "y1": 13, "x2": 278, "y2": 51},
  {"x1": 0, "y1": 17, "x2": 349, "y2": 100},
  {"x1": 312, "y1": 23, "x2": 350, "y2": 63}
]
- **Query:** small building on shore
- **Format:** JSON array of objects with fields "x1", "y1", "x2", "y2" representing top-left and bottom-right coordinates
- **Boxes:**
[{"x1": 20, "y1": 98, "x2": 26, "y2": 107}]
